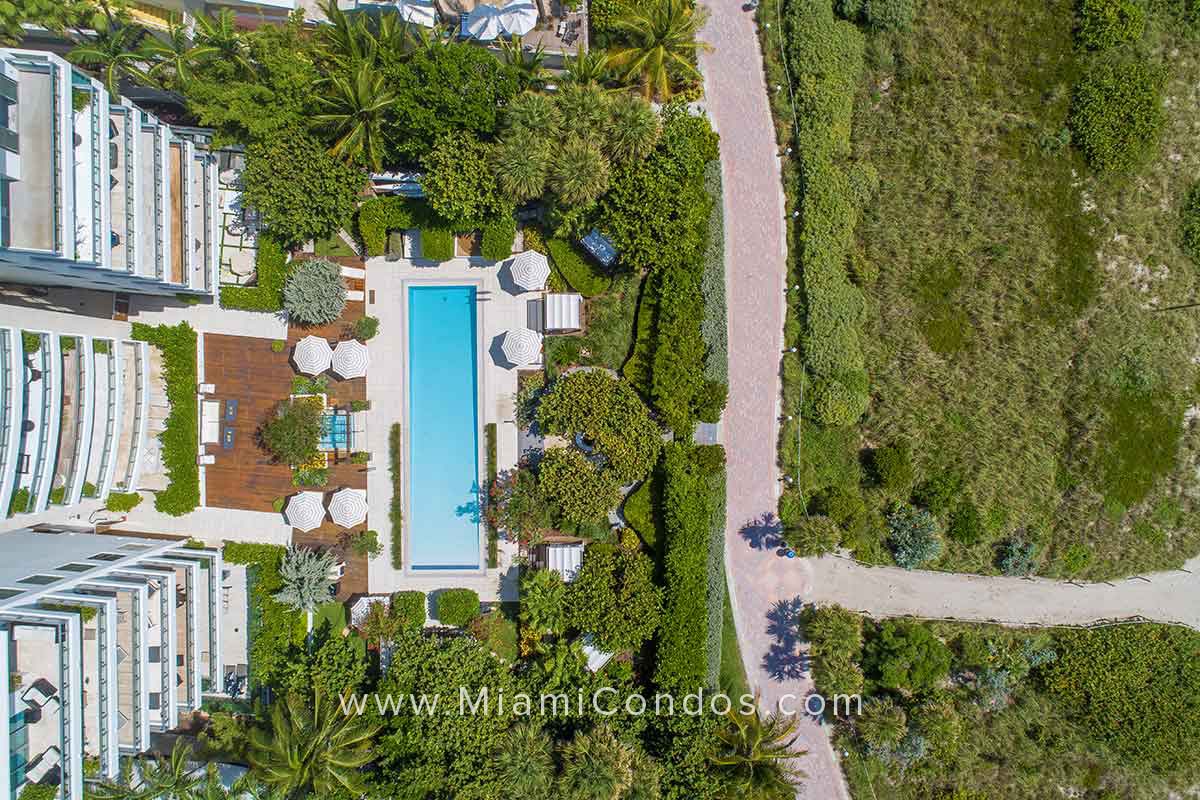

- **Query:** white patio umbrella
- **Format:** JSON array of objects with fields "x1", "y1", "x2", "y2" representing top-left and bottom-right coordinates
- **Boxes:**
[
  {"x1": 332, "y1": 339, "x2": 371, "y2": 379},
  {"x1": 285, "y1": 491, "x2": 326, "y2": 532},
  {"x1": 498, "y1": 0, "x2": 538, "y2": 35},
  {"x1": 508, "y1": 249, "x2": 550, "y2": 291},
  {"x1": 328, "y1": 488, "x2": 369, "y2": 528},
  {"x1": 398, "y1": 0, "x2": 437, "y2": 26},
  {"x1": 501, "y1": 327, "x2": 543, "y2": 366},
  {"x1": 293, "y1": 335, "x2": 332, "y2": 376},
  {"x1": 464, "y1": 4, "x2": 502, "y2": 40}
]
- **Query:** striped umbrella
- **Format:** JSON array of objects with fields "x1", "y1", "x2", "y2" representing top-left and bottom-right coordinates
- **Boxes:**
[
  {"x1": 293, "y1": 335, "x2": 332, "y2": 376},
  {"x1": 463, "y1": 4, "x2": 502, "y2": 40},
  {"x1": 328, "y1": 487, "x2": 369, "y2": 528},
  {"x1": 332, "y1": 339, "x2": 370, "y2": 379},
  {"x1": 508, "y1": 250, "x2": 550, "y2": 291},
  {"x1": 501, "y1": 328, "x2": 543, "y2": 366},
  {"x1": 498, "y1": 0, "x2": 538, "y2": 35},
  {"x1": 285, "y1": 491, "x2": 326, "y2": 532}
]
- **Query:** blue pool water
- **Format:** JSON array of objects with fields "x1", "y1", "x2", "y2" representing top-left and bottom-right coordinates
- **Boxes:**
[
  {"x1": 319, "y1": 413, "x2": 348, "y2": 451},
  {"x1": 407, "y1": 286, "x2": 481, "y2": 570}
]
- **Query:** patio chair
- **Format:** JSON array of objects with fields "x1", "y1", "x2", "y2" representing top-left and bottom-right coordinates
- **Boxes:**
[
  {"x1": 201, "y1": 400, "x2": 221, "y2": 444},
  {"x1": 341, "y1": 266, "x2": 366, "y2": 280},
  {"x1": 197, "y1": 454, "x2": 215, "y2": 466},
  {"x1": 25, "y1": 746, "x2": 60, "y2": 784},
  {"x1": 347, "y1": 290, "x2": 366, "y2": 302},
  {"x1": 21, "y1": 682, "x2": 55, "y2": 707},
  {"x1": 198, "y1": 383, "x2": 215, "y2": 395}
]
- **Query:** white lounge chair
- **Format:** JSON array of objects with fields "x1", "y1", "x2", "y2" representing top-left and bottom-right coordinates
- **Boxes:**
[
  {"x1": 25, "y1": 746, "x2": 60, "y2": 784},
  {"x1": 201, "y1": 400, "x2": 221, "y2": 444},
  {"x1": 340, "y1": 266, "x2": 366, "y2": 280},
  {"x1": 21, "y1": 682, "x2": 54, "y2": 707},
  {"x1": 198, "y1": 383, "x2": 215, "y2": 395},
  {"x1": 197, "y1": 454, "x2": 215, "y2": 465},
  {"x1": 346, "y1": 290, "x2": 365, "y2": 302}
]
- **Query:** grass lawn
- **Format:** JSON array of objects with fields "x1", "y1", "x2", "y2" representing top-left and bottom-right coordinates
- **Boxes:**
[
  {"x1": 718, "y1": 586, "x2": 750, "y2": 700},
  {"x1": 315, "y1": 233, "x2": 357, "y2": 258},
  {"x1": 845, "y1": 0, "x2": 1200, "y2": 578},
  {"x1": 313, "y1": 600, "x2": 366, "y2": 658}
]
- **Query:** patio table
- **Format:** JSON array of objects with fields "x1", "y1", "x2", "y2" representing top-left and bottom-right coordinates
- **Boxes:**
[
  {"x1": 222, "y1": 426, "x2": 236, "y2": 450},
  {"x1": 224, "y1": 399, "x2": 238, "y2": 423}
]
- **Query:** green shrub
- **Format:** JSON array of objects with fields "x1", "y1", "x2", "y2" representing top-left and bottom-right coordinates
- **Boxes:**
[
  {"x1": 804, "y1": 605, "x2": 864, "y2": 699},
  {"x1": 947, "y1": 501, "x2": 983, "y2": 545},
  {"x1": 92, "y1": 340, "x2": 110, "y2": 355},
  {"x1": 1042, "y1": 625, "x2": 1200, "y2": 773},
  {"x1": 913, "y1": 470, "x2": 964, "y2": 518},
  {"x1": 436, "y1": 588, "x2": 481, "y2": 627},
  {"x1": 996, "y1": 537, "x2": 1038, "y2": 575},
  {"x1": 350, "y1": 400, "x2": 371, "y2": 412},
  {"x1": 865, "y1": 620, "x2": 952, "y2": 694},
  {"x1": 131, "y1": 323, "x2": 199, "y2": 515},
  {"x1": 271, "y1": 339, "x2": 286, "y2": 353},
  {"x1": 651, "y1": 265, "x2": 708, "y2": 437},
  {"x1": 356, "y1": 196, "x2": 456, "y2": 262},
  {"x1": 261, "y1": 399, "x2": 322, "y2": 466},
  {"x1": 701, "y1": 161, "x2": 728, "y2": 384},
  {"x1": 536, "y1": 370, "x2": 662, "y2": 484},
  {"x1": 481, "y1": 212, "x2": 517, "y2": 262},
  {"x1": 546, "y1": 238, "x2": 609, "y2": 297},
  {"x1": 283, "y1": 258, "x2": 347, "y2": 326},
  {"x1": 220, "y1": 234, "x2": 290, "y2": 312},
  {"x1": 1076, "y1": 0, "x2": 1146, "y2": 49},
  {"x1": 1061, "y1": 542, "x2": 1094, "y2": 574},
  {"x1": 389, "y1": 424, "x2": 403, "y2": 569},
  {"x1": 784, "y1": 514, "x2": 842, "y2": 556},
  {"x1": 567, "y1": 542, "x2": 663, "y2": 652},
  {"x1": 271, "y1": 497, "x2": 286, "y2": 513},
  {"x1": 59, "y1": 336, "x2": 76, "y2": 354},
  {"x1": 815, "y1": 485, "x2": 867, "y2": 534},
  {"x1": 349, "y1": 451, "x2": 370, "y2": 464},
  {"x1": 19, "y1": 782, "x2": 58, "y2": 800},
  {"x1": 485, "y1": 423, "x2": 498, "y2": 568},
  {"x1": 291, "y1": 467, "x2": 328, "y2": 487},
  {"x1": 353, "y1": 316, "x2": 379, "y2": 341},
  {"x1": 21, "y1": 331, "x2": 41, "y2": 354},
  {"x1": 6, "y1": 487, "x2": 29, "y2": 517},
  {"x1": 1069, "y1": 59, "x2": 1167, "y2": 173},
  {"x1": 422, "y1": 225, "x2": 455, "y2": 262},
  {"x1": 623, "y1": 475, "x2": 661, "y2": 551},
  {"x1": 220, "y1": 543, "x2": 305, "y2": 688},
  {"x1": 104, "y1": 491, "x2": 142, "y2": 513},
  {"x1": 1181, "y1": 182, "x2": 1200, "y2": 265},
  {"x1": 538, "y1": 447, "x2": 621, "y2": 524},
  {"x1": 421, "y1": 131, "x2": 502, "y2": 226},
  {"x1": 871, "y1": 443, "x2": 915, "y2": 494},
  {"x1": 887, "y1": 503, "x2": 942, "y2": 569},
  {"x1": 391, "y1": 590, "x2": 427, "y2": 631},
  {"x1": 348, "y1": 529, "x2": 382, "y2": 558},
  {"x1": 863, "y1": 0, "x2": 914, "y2": 30}
]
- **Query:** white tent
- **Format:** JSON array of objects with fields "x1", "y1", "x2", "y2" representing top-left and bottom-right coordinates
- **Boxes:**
[
  {"x1": 538, "y1": 542, "x2": 583, "y2": 582},
  {"x1": 501, "y1": 327, "x2": 543, "y2": 366},
  {"x1": 508, "y1": 249, "x2": 550, "y2": 291},
  {"x1": 285, "y1": 491, "x2": 326, "y2": 532},
  {"x1": 544, "y1": 293, "x2": 583, "y2": 332},
  {"x1": 580, "y1": 633, "x2": 615, "y2": 673},
  {"x1": 293, "y1": 335, "x2": 332, "y2": 376},
  {"x1": 463, "y1": 3, "x2": 502, "y2": 40},
  {"x1": 331, "y1": 339, "x2": 371, "y2": 379},
  {"x1": 397, "y1": 0, "x2": 437, "y2": 26},
  {"x1": 328, "y1": 487, "x2": 369, "y2": 528},
  {"x1": 498, "y1": 0, "x2": 538, "y2": 35}
]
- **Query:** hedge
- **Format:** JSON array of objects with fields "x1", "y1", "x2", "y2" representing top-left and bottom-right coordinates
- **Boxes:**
[
  {"x1": 485, "y1": 423, "x2": 498, "y2": 568},
  {"x1": 701, "y1": 160, "x2": 729, "y2": 385},
  {"x1": 389, "y1": 423, "x2": 403, "y2": 569},
  {"x1": 1076, "y1": 0, "x2": 1146, "y2": 50},
  {"x1": 1069, "y1": 59, "x2": 1167, "y2": 173},
  {"x1": 436, "y1": 588, "x2": 481, "y2": 627},
  {"x1": 655, "y1": 443, "x2": 713, "y2": 692},
  {"x1": 701, "y1": 447, "x2": 727, "y2": 689},
  {"x1": 391, "y1": 590, "x2": 427, "y2": 631},
  {"x1": 222, "y1": 542, "x2": 306, "y2": 689},
  {"x1": 105, "y1": 491, "x2": 143, "y2": 513},
  {"x1": 546, "y1": 238, "x2": 610, "y2": 297},
  {"x1": 355, "y1": 195, "x2": 461, "y2": 263},
  {"x1": 651, "y1": 265, "x2": 707, "y2": 438},
  {"x1": 219, "y1": 234, "x2": 289, "y2": 312},
  {"x1": 131, "y1": 322, "x2": 199, "y2": 515},
  {"x1": 481, "y1": 212, "x2": 517, "y2": 262}
]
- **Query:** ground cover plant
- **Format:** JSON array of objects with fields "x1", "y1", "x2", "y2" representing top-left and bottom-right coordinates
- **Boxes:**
[
  {"x1": 777, "y1": 0, "x2": 1200, "y2": 579},
  {"x1": 131, "y1": 322, "x2": 199, "y2": 515}
]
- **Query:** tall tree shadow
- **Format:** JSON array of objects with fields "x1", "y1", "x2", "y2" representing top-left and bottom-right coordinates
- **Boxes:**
[
  {"x1": 762, "y1": 596, "x2": 809, "y2": 682},
  {"x1": 739, "y1": 512, "x2": 784, "y2": 551}
]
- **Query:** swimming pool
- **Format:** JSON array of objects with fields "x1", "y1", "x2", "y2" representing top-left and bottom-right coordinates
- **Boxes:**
[
  {"x1": 319, "y1": 413, "x2": 348, "y2": 451},
  {"x1": 407, "y1": 285, "x2": 481, "y2": 570}
]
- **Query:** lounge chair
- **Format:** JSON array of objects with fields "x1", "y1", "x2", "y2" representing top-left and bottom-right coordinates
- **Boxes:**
[
  {"x1": 346, "y1": 290, "x2": 366, "y2": 302},
  {"x1": 21, "y1": 682, "x2": 55, "y2": 707},
  {"x1": 198, "y1": 383, "x2": 215, "y2": 395},
  {"x1": 340, "y1": 266, "x2": 366, "y2": 280},
  {"x1": 201, "y1": 400, "x2": 221, "y2": 444},
  {"x1": 197, "y1": 454, "x2": 215, "y2": 466},
  {"x1": 24, "y1": 746, "x2": 60, "y2": 784}
]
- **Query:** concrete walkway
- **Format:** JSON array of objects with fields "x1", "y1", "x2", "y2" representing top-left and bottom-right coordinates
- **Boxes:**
[{"x1": 696, "y1": 4, "x2": 852, "y2": 799}]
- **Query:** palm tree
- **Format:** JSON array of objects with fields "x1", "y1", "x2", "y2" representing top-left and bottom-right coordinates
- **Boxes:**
[
  {"x1": 563, "y1": 49, "x2": 613, "y2": 88},
  {"x1": 503, "y1": 91, "x2": 562, "y2": 140},
  {"x1": 273, "y1": 546, "x2": 337, "y2": 632},
  {"x1": 91, "y1": 742, "x2": 205, "y2": 800},
  {"x1": 555, "y1": 83, "x2": 610, "y2": 145},
  {"x1": 608, "y1": 0, "x2": 710, "y2": 100},
  {"x1": 709, "y1": 697, "x2": 806, "y2": 800},
  {"x1": 360, "y1": 598, "x2": 403, "y2": 645},
  {"x1": 247, "y1": 691, "x2": 379, "y2": 799},
  {"x1": 604, "y1": 93, "x2": 661, "y2": 163},
  {"x1": 549, "y1": 136, "x2": 610, "y2": 206},
  {"x1": 189, "y1": 9, "x2": 255, "y2": 75},
  {"x1": 142, "y1": 17, "x2": 197, "y2": 88},
  {"x1": 67, "y1": 23, "x2": 150, "y2": 96},
  {"x1": 494, "y1": 722, "x2": 555, "y2": 799},
  {"x1": 313, "y1": 61, "x2": 397, "y2": 171},
  {"x1": 493, "y1": 131, "x2": 550, "y2": 203},
  {"x1": 559, "y1": 725, "x2": 635, "y2": 800},
  {"x1": 316, "y1": 0, "x2": 373, "y2": 67},
  {"x1": 499, "y1": 36, "x2": 548, "y2": 91}
]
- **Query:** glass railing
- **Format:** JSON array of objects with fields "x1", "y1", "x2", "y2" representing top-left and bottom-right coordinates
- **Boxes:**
[
  {"x1": 94, "y1": 342, "x2": 117, "y2": 495},
  {"x1": 0, "y1": 331, "x2": 12, "y2": 489},
  {"x1": 89, "y1": 92, "x2": 103, "y2": 263},
  {"x1": 25, "y1": 336, "x2": 52, "y2": 513},
  {"x1": 61, "y1": 339, "x2": 87, "y2": 503},
  {"x1": 50, "y1": 66, "x2": 61, "y2": 254},
  {"x1": 123, "y1": 115, "x2": 136, "y2": 273},
  {"x1": 97, "y1": 602, "x2": 110, "y2": 766},
  {"x1": 58, "y1": 620, "x2": 74, "y2": 798},
  {"x1": 122, "y1": 343, "x2": 146, "y2": 490},
  {"x1": 153, "y1": 128, "x2": 164, "y2": 280},
  {"x1": 131, "y1": 592, "x2": 143, "y2": 747}
]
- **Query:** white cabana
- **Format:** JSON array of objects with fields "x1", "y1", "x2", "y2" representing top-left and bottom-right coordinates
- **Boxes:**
[
  {"x1": 285, "y1": 491, "x2": 326, "y2": 532},
  {"x1": 508, "y1": 249, "x2": 550, "y2": 291},
  {"x1": 498, "y1": 0, "x2": 538, "y2": 35},
  {"x1": 544, "y1": 293, "x2": 583, "y2": 332},
  {"x1": 331, "y1": 339, "x2": 371, "y2": 379},
  {"x1": 293, "y1": 335, "x2": 332, "y2": 376},
  {"x1": 397, "y1": 0, "x2": 437, "y2": 26},
  {"x1": 580, "y1": 633, "x2": 615, "y2": 673},
  {"x1": 538, "y1": 541, "x2": 584, "y2": 582},
  {"x1": 328, "y1": 487, "x2": 369, "y2": 528},
  {"x1": 501, "y1": 327, "x2": 543, "y2": 366},
  {"x1": 463, "y1": 3, "x2": 502, "y2": 40}
]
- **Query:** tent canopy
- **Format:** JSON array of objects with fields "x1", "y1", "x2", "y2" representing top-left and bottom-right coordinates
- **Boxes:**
[{"x1": 544, "y1": 293, "x2": 582, "y2": 332}]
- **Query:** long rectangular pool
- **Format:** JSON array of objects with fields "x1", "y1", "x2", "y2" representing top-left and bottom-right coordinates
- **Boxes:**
[{"x1": 407, "y1": 285, "x2": 481, "y2": 570}]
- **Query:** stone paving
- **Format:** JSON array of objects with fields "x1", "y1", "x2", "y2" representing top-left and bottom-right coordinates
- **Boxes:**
[{"x1": 696, "y1": 3, "x2": 853, "y2": 798}]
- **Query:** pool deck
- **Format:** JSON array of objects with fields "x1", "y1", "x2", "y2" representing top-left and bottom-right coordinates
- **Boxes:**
[{"x1": 363, "y1": 255, "x2": 527, "y2": 601}]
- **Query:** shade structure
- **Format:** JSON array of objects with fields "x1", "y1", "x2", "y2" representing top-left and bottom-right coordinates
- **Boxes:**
[
  {"x1": 285, "y1": 491, "x2": 326, "y2": 532},
  {"x1": 397, "y1": 0, "x2": 437, "y2": 26},
  {"x1": 293, "y1": 335, "x2": 332, "y2": 376},
  {"x1": 328, "y1": 487, "x2": 369, "y2": 528},
  {"x1": 463, "y1": 3, "x2": 502, "y2": 40},
  {"x1": 501, "y1": 327, "x2": 543, "y2": 366},
  {"x1": 544, "y1": 292, "x2": 582, "y2": 331},
  {"x1": 331, "y1": 339, "x2": 371, "y2": 379},
  {"x1": 498, "y1": 0, "x2": 538, "y2": 35},
  {"x1": 508, "y1": 249, "x2": 550, "y2": 291}
]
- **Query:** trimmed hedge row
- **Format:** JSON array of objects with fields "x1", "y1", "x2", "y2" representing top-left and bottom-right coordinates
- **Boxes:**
[
  {"x1": 701, "y1": 160, "x2": 728, "y2": 385},
  {"x1": 389, "y1": 423, "x2": 403, "y2": 569},
  {"x1": 222, "y1": 542, "x2": 305, "y2": 689},
  {"x1": 358, "y1": 195, "x2": 515, "y2": 263},
  {"x1": 481, "y1": 213, "x2": 517, "y2": 262},
  {"x1": 651, "y1": 265, "x2": 707, "y2": 438},
  {"x1": 437, "y1": 588, "x2": 481, "y2": 627},
  {"x1": 546, "y1": 238, "x2": 610, "y2": 297},
  {"x1": 219, "y1": 234, "x2": 289, "y2": 312},
  {"x1": 131, "y1": 322, "x2": 199, "y2": 515},
  {"x1": 787, "y1": 0, "x2": 870, "y2": 427},
  {"x1": 655, "y1": 443, "x2": 713, "y2": 692},
  {"x1": 700, "y1": 446, "x2": 727, "y2": 689}
]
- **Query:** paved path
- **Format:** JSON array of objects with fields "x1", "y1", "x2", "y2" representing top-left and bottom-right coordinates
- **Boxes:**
[
  {"x1": 804, "y1": 553, "x2": 1200, "y2": 629},
  {"x1": 696, "y1": 4, "x2": 853, "y2": 798}
]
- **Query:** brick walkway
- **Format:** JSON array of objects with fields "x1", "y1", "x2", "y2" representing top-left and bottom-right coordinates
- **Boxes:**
[{"x1": 698, "y1": 3, "x2": 852, "y2": 798}]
